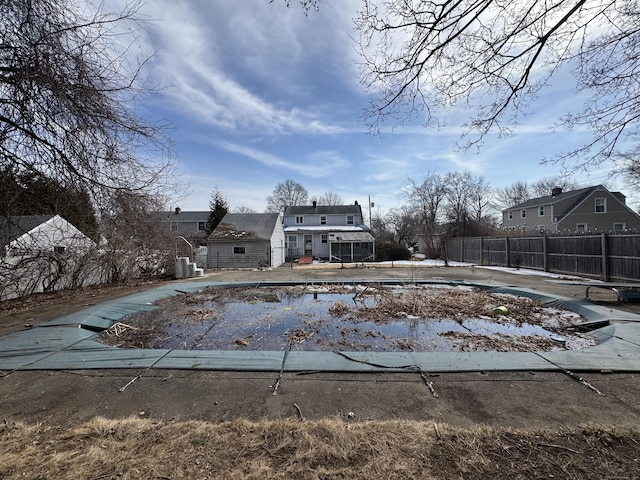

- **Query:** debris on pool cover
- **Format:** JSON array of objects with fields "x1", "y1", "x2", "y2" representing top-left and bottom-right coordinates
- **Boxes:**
[{"x1": 99, "y1": 285, "x2": 596, "y2": 352}]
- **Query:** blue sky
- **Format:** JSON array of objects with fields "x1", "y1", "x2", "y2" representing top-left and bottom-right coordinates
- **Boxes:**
[{"x1": 131, "y1": 1, "x2": 631, "y2": 214}]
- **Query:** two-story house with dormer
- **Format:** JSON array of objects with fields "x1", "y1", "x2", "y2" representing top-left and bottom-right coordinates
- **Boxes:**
[
  {"x1": 283, "y1": 202, "x2": 375, "y2": 262},
  {"x1": 502, "y1": 185, "x2": 640, "y2": 233}
]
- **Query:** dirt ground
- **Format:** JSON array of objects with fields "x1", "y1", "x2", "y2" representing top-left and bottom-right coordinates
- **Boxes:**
[{"x1": 1, "y1": 264, "x2": 639, "y2": 478}]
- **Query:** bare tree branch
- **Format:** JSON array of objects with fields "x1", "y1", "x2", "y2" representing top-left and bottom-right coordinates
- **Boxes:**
[{"x1": 356, "y1": 0, "x2": 640, "y2": 178}]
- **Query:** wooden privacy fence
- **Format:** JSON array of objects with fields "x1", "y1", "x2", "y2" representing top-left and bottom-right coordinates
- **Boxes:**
[{"x1": 446, "y1": 234, "x2": 640, "y2": 282}]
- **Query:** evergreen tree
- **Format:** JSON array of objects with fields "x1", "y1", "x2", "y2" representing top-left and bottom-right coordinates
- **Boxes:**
[
  {"x1": 206, "y1": 187, "x2": 229, "y2": 237},
  {"x1": 0, "y1": 167, "x2": 99, "y2": 239}
]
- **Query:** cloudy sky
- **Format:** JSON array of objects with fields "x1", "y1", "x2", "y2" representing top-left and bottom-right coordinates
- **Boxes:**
[{"x1": 129, "y1": 0, "x2": 628, "y2": 214}]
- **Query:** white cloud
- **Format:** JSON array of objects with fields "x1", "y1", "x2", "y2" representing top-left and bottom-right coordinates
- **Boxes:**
[
  {"x1": 137, "y1": 1, "x2": 358, "y2": 136},
  {"x1": 215, "y1": 141, "x2": 349, "y2": 178}
]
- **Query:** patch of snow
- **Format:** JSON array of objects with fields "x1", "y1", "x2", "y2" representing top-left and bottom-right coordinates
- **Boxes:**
[
  {"x1": 376, "y1": 259, "x2": 472, "y2": 267},
  {"x1": 475, "y1": 266, "x2": 587, "y2": 280}
]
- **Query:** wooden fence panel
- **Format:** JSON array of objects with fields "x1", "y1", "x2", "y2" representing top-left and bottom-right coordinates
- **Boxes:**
[
  {"x1": 446, "y1": 238, "x2": 464, "y2": 262},
  {"x1": 608, "y1": 235, "x2": 640, "y2": 281},
  {"x1": 445, "y1": 233, "x2": 640, "y2": 281},
  {"x1": 546, "y1": 236, "x2": 602, "y2": 278},
  {"x1": 463, "y1": 237, "x2": 482, "y2": 263},
  {"x1": 508, "y1": 237, "x2": 544, "y2": 269},
  {"x1": 483, "y1": 238, "x2": 507, "y2": 265}
]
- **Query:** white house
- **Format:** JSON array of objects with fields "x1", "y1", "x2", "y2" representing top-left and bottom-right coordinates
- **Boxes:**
[
  {"x1": 1, "y1": 215, "x2": 94, "y2": 257},
  {"x1": 283, "y1": 202, "x2": 375, "y2": 263}
]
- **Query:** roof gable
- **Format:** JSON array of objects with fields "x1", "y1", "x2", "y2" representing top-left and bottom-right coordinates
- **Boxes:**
[{"x1": 505, "y1": 186, "x2": 597, "y2": 211}]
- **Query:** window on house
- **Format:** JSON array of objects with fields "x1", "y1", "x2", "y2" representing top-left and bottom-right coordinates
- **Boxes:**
[
  {"x1": 538, "y1": 225, "x2": 545, "y2": 233},
  {"x1": 595, "y1": 198, "x2": 606, "y2": 213},
  {"x1": 295, "y1": 216, "x2": 304, "y2": 224},
  {"x1": 53, "y1": 246, "x2": 66, "y2": 254},
  {"x1": 287, "y1": 235, "x2": 298, "y2": 249},
  {"x1": 233, "y1": 246, "x2": 246, "y2": 254},
  {"x1": 521, "y1": 210, "x2": 526, "y2": 218},
  {"x1": 576, "y1": 223, "x2": 587, "y2": 232},
  {"x1": 171, "y1": 223, "x2": 178, "y2": 232},
  {"x1": 198, "y1": 221, "x2": 206, "y2": 231},
  {"x1": 613, "y1": 223, "x2": 625, "y2": 232},
  {"x1": 538, "y1": 206, "x2": 544, "y2": 216},
  {"x1": 347, "y1": 215, "x2": 354, "y2": 225},
  {"x1": 321, "y1": 234, "x2": 328, "y2": 244},
  {"x1": 508, "y1": 211, "x2": 513, "y2": 220},
  {"x1": 320, "y1": 215, "x2": 327, "y2": 225}
]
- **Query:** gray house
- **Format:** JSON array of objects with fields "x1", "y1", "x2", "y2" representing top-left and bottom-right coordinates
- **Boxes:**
[
  {"x1": 161, "y1": 208, "x2": 210, "y2": 244},
  {"x1": 207, "y1": 213, "x2": 285, "y2": 269},
  {"x1": 502, "y1": 185, "x2": 640, "y2": 233},
  {"x1": 283, "y1": 202, "x2": 375, "y2": 262}
]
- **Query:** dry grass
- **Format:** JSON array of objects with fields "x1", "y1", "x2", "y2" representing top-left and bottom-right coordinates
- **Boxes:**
[{"x1": 1, "y1": 417, "x2": 638, "y2": 479}]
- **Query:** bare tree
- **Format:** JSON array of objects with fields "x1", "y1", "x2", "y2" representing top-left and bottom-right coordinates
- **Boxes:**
[
  {"x1": 274, "y1": 0, "x2": 321, "y2": 15},
  {"x1": 0, "y1": 0, "x2": 175, "y2": 202},
  {"x1": 386, "y1": 207, "x2": 417, "y2": 245},
  {"x1": 402, "y1": 173, "x2": 448, "y2": 257},
  {"x1": 266, "y1": 179, "x2": 308, "y2": 213},
  {"x1": 495, "y1": 176, "x2": 580, "y2": 211},
  {"x1": 530, "y1": 176, "x2": 580, "y2": 198},
  {"x1": 469, "y1": 176, "x2": 495, "y2": 224},
  {"x1": 444, "y1": 171, "x2": 477, "y2": 235},
  {"x1": 317, "y1": 191, "x2": 344, "y2": 206},
  {"x1": 233, "y1": 206, "x2": 258, "y2": 214},
  {"x1": 369, "y1": 209, "x2": 394, "y2": 242},
  {"x1": 403, "y1": 174, "x2": 447, "y2": 226},
  {"x1": 99, "y1": 192, "x2": 174, "y2": 283},
  {"x1": 0, "y1": 0, "x2": 179, "y2": 296},
  {"x1": 495, "y1": 182, "x2": 531, "y2": 211},
  {"x1": 355, "y1": 0, "x2": 640, "y2": 178}
]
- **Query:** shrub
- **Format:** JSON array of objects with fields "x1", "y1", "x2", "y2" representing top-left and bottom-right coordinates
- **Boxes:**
[{"x1": 375, "y1": 241, "x2": 411, "y2": 262}]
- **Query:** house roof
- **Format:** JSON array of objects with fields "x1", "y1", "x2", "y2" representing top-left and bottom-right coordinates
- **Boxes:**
[
  {"x1": 0, "y1": 215, "x2": 55, "y2": 247},
  {"x1": 506, "y1": 186, "x2": 600, "y2": 211},
  {"x1": 284, "y1": 205, "x2": 363, "y2": 216},
  {"x1": 208, "y1": 213, "x2": 281, "y2": 241},
  {"x1": 283, "y1": 225, "x2": 369, "y2": 233},
  {"x1": 328, "y1": 231, "x2": 375, "y2": 242},
  {"x1": 505, "y1": 184, "x2": 631, "y2": 215},
  {"x1": 159, "y1": 210, "x2": 210, "y2": 222}
]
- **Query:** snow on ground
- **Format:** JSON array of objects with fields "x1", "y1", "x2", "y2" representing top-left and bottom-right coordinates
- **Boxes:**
[
  {"x1": 475, "y1": 265, "x2": 599, "y2": 281},
  {"x1": 369, "y1": 258, "x2": 596, "y2": 281},
  {"x1": 375, "y1": 259, "x2": 471, "y2": 267}
]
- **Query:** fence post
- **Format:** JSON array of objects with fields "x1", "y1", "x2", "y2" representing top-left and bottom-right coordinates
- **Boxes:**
[
  {"x1": 543, "y1": 235, "x2": 549, "y2": 272},
  {"x1": 601, "y1": 232, "x2": 609, "y2": 282},
  {"x1": 505, "y1": 237, "x2": 510, "y2": 268},
  {"x1": 480, "y1": 237, "x2": 484, "y2": 265}
]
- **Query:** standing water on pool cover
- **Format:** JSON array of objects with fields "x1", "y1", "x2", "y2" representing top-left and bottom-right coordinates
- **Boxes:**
[{"x1": 99, "y1": 285, "x2": 597, "y2": 352}]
